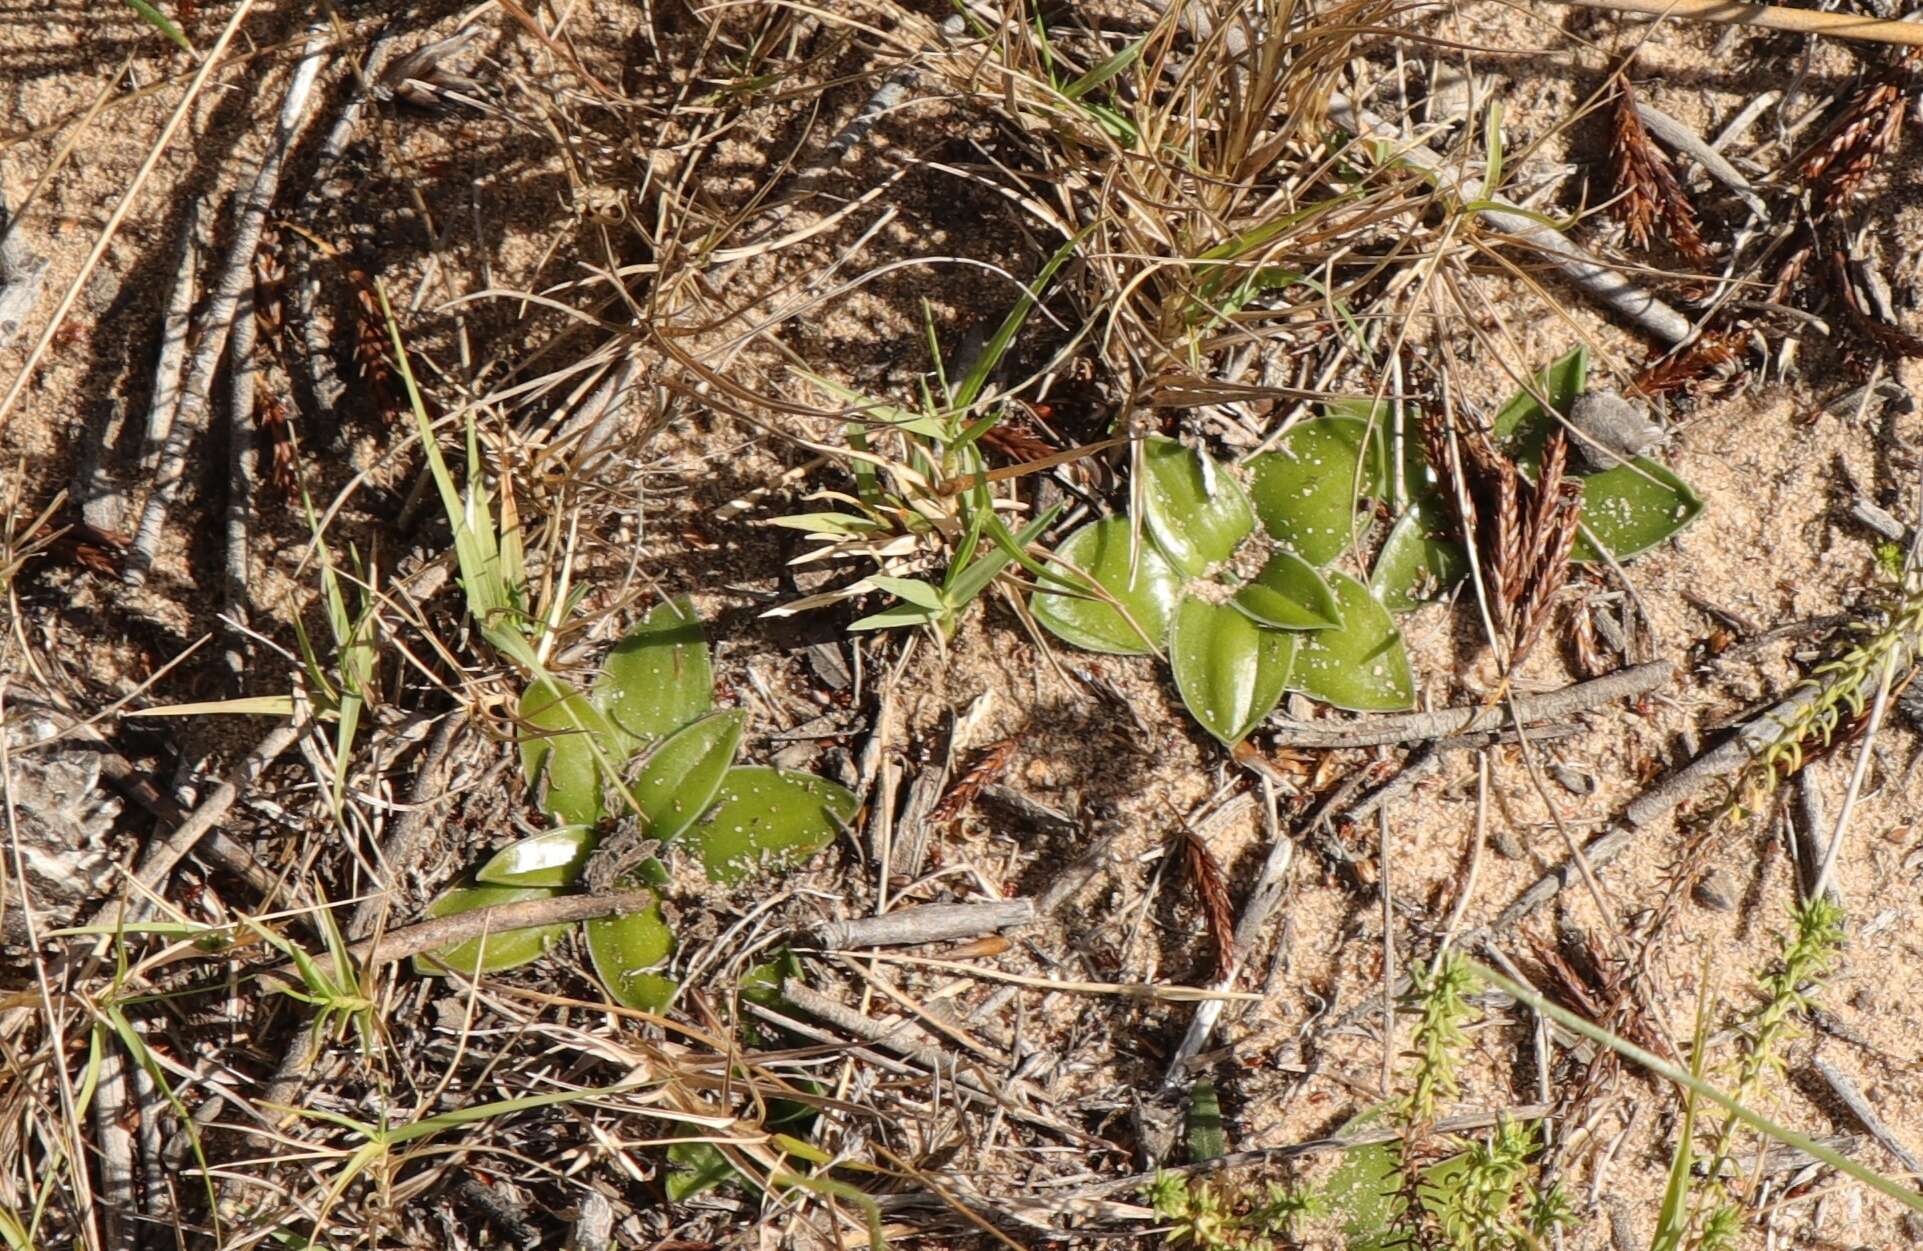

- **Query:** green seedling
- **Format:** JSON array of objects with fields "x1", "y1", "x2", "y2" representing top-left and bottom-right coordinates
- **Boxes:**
[
  {"x1": 767, "y1": 232, "x2": 1088, "y2": 639},
  {"x1": 416, "y1": 599, "x2": 856, "y2": 1012}
]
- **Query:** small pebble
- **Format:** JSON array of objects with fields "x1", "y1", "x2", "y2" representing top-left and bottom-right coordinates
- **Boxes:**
[
  {"x1": 1548, "y1": 763, "x2": 1596, "y2": 795},
  {"x1": 1569, "y1": 389, "x2": 1665, "y2": 472},
  {"x1": 1693, "y1": 868, "x2": 1739, "y2": 911}
]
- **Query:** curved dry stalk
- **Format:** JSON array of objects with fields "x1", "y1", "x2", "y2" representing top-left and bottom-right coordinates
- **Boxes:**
[{"x1": 1559, "y1": 0, "x2": 1923, "y2": 48}]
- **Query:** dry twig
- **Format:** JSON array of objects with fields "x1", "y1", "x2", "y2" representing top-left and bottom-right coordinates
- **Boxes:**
[{"x1": 125, "y1": 36, "x2": 329, "y2": 586}]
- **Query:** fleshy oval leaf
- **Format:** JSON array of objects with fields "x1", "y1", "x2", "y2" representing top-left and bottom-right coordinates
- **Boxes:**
[
  {"x1": 595, "y1": 596, "x2": 714, "y2": 746},
  {"x1": 1492, "y1": 346, "x2": 1589, "y2": 445},
  {"x1": 519, "y1": 678, "x2": 622, "y2": 826},
  {"x1": 1170, "y1": 596, "x2": 1296, "y2": 745},
  {"x1": 1140, "y1": 436, "x2": 1254, "y2": 576},
  {"x1": 629, "y1": 710, "x2": 745, "y2": 843},
  {"x1": 475, "y1": 826, "x2": 597, "y2": 888},
  {"x1": 1289, "y1": 572, "x2": 1415, "y2": 712},
  {"x1": 1572, "y1": 458, "x2": 1705, "y2": 562},
  {"x1": 1371, "y1": 511, "x2": 1469, "y2": 613},
  {"x1": 1031, "y1": 517, "x2": 1180, "y2": 655},
  {"x1": 691, "y1": 766, "x2": 858, "y2": 885},
  {"x1": 1247, "y1": 416, "x2": 1387, "y2": 566},
  {"x1": 586, "y1": 897, "x2": 678, "y2": 1011},
  {"x1": 411, "y1": 882, "x2": 569, "y2": 977},
  {"x1": 1233, "y1": 549, "x2": 1343, "y2": 629}
]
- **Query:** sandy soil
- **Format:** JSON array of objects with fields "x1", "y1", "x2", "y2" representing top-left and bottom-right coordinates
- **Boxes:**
[{"x1": 5, "y1": 2, "x2": 1923, "y2": 1248}]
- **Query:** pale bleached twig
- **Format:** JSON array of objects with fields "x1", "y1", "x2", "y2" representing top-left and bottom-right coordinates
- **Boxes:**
[
  {"x1": 1327, "y1": 95, "x2": 1693, "y2": 345},
  {"x1": 814, "y1": 899, "x2": 1036, "y2": 950},
  {"x1": 222, "y1": 281, "x2": 261, "y2": 682},
  {"x1": 1813, "y1": 1059, "x2": 1923, "y2": 1182},
  {"x1": 125, "y1": 36, "x2": 329, "y2": 586},
  {"x1": 112, "y1": 720, "x2": 305, "y2": 926},
  {"x1": 1558, "y1": 0, "x2": 1923, "y2": 48},
  {"x1": 138, "y1": 198, "x2": 201, "y2": 482},
  {"x1": 1494, "y1": 640, "x2": 1916, "y2": 927},
  {"x1": 0, "y1": 169, "x2": 49, "y2": 350},
  {"x1": 1268, "y1": 660, "x2": 1673, "y2": 749}
]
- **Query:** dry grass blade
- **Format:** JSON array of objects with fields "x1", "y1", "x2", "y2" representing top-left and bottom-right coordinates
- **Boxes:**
[
  {"x1": 1422, "y1": 411, "x2": 1583, "y2": 671},
  {"x1": 1180, "y1": 829, "x2": 1235, "y2": 981},
  {"x1": 1609, "y1": 69, "x2": 1710, "y2": 264},
  {"x1": 1797, "y1": 52, "x2": 1917, "y2": 216}
]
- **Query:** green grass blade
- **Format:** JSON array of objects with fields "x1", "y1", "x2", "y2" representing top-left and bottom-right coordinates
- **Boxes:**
[
  {"x1": 950, "y1": 226, "x2": 1093, "y2": 411},
  {"x1": 124, "y1": 0, "x2": 194, "y2": 52},
  {"x1": 1470, "y1": 960, "x2": 1923, "y2": 1214}
]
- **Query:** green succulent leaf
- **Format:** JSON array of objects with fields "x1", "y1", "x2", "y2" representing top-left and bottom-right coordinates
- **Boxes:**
[
  {"x1": 1485, "y1": 348, "x2": 1701, "y2": 560},
  {"x1": 1139, "y1": 436, "x2": 1254, "y2": 576},
  {"x1": 691, "y1": 766, "x2": 858, "y2": 885},
  {"x1": 1492, "y1": 345, "x2": 1589, "y2": 445},
  {"x1": 1169, "y1": 596, "x2": 1296, "y2": 745},
  {"x1": 595, "y1": 596, "x2": 714, "y2": 746},
  {"x1": 586, "y1": 897, "x2": 678, "y2": 1011},
  {"x1": 1290, "y1": 573, "x2": 1415, "y2": 712},
  {"x1": 1233, "y1": 549, "x2": 1344, "y2": 629},
  {"x1": 1031, "y1": 517, "x2": 1180, "y2": 654},
  {"x1": 475, "y1": 827, "x2": 597, "y2": 888},
  {"x1": 519, "y1": 678, "x2": 623, "y2": 826},
  {"x1": 1571, "y1": 459, "x2": 1706, "y2": 561},
  {"x1": 630, "y1": 710, "x2": 745, "y2": 844},
  {"x1": 1371, "y1": 511, "x2": 1469, "y2": 612},
  {"x1": 1247, "y1": 415, "x2": 1387, "y2": 566},
  {"x1": 411, "y1": 883, "x2": 569, "y2": 977}
]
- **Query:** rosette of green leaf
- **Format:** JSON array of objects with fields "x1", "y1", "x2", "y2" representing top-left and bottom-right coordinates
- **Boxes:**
[
  {"x1": 1371, "y1": 511, "x2": 1470, "y2": 613},
  {"x1": 1289, "y1": 573, "x2": 1414, "y2": 711},
  {"x1": 1031, "y1": 515, "x2": 1180, "y2": 654},
  {"x1": 1233, "y1": 549, "x2": 1343, "y2": 629},
  {"x1": 475, "y1": 826, "x2": 598, "y2": 888},
  {"x1": 1494, "y1": 346, "x2": 1703, "y2": 562},
  {"x1": 1169, "y1": 596, "x2": 1296, "y2": 745},
  {"x1": 1247, "y1": 409, "x2": 1388, "y2": 566},
  {"x1": 691, "y1": 767, "x2": 859, "y2": 884},
  {"x1": 586, "y1": 899, "x2": 678, "y2": 1011},
  {"x1": 518, "y1": 679, "x2": 624, "y2": 826},
  {"x1": 411, "y1": 883, "x2": 570, "y2": 976},
  {"x1": 595, "y1": 596, "x2": 714, "y2": 746},
  {"x1": 1139, "y1": 436, "x2": 1253, "y2": 576}
]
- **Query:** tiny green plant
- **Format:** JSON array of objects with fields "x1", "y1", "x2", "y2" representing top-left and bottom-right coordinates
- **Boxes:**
[
  {"x1": 766, "y1": 234, "x2": 1088, "y2": 639},
  {"x1": 414, "y1": 598, "x2": 857, "y2": 1009},
  {"x1": 1032, "y1": 348, "x2": 1703, "y2": 746}
]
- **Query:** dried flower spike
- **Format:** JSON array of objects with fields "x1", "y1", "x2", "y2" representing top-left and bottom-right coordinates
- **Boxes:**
[{"x1": 1608, "y1": 71, "x2": 1710, "y2": 264}]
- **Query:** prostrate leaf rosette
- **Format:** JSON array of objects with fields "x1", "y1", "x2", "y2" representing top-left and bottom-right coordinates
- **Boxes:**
[
  {"x1": 415, "y1": 600, "x2": 854, "y2": 1012},
  {"x1": 1034, "y1": 436, "x2": 1417, "y2": 741},
  {"x1": 1031, "y1": 357, "x2": 1702, "y2": 741}
]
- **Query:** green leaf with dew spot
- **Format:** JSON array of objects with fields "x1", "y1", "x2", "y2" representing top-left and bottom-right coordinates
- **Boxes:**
[
  {"x1": 1031, "y1": 516, "x2": 1180, "y2": 654},
  {"x1": 690, "y1": 767, "x2": 859, "y2": 885},
  {"x1": 1247, "y1": 414, "x2": 1387, "y2": 566},
  {"x1": 595, "y1": 596, "x2": 713, "y2": 747},
  {"x1": 1140, "y1": 436, "x2": 1254, "y2": 576},
  {"x1": 586, "y1": 897, "x2": 677, "y2": 1011},
  {"x1": 1234, "y1": 548, "x2": 1344, "y2": 629},
  {"x1": 630, "y1": 710, "x2": 745, "y2": 844},
  {"x1": 1169, "y1": 596, "x2": 1295, "y2": 745},
  {"x1": 1289, "y1": 573, "x2": 1414, "y2": 712}
]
